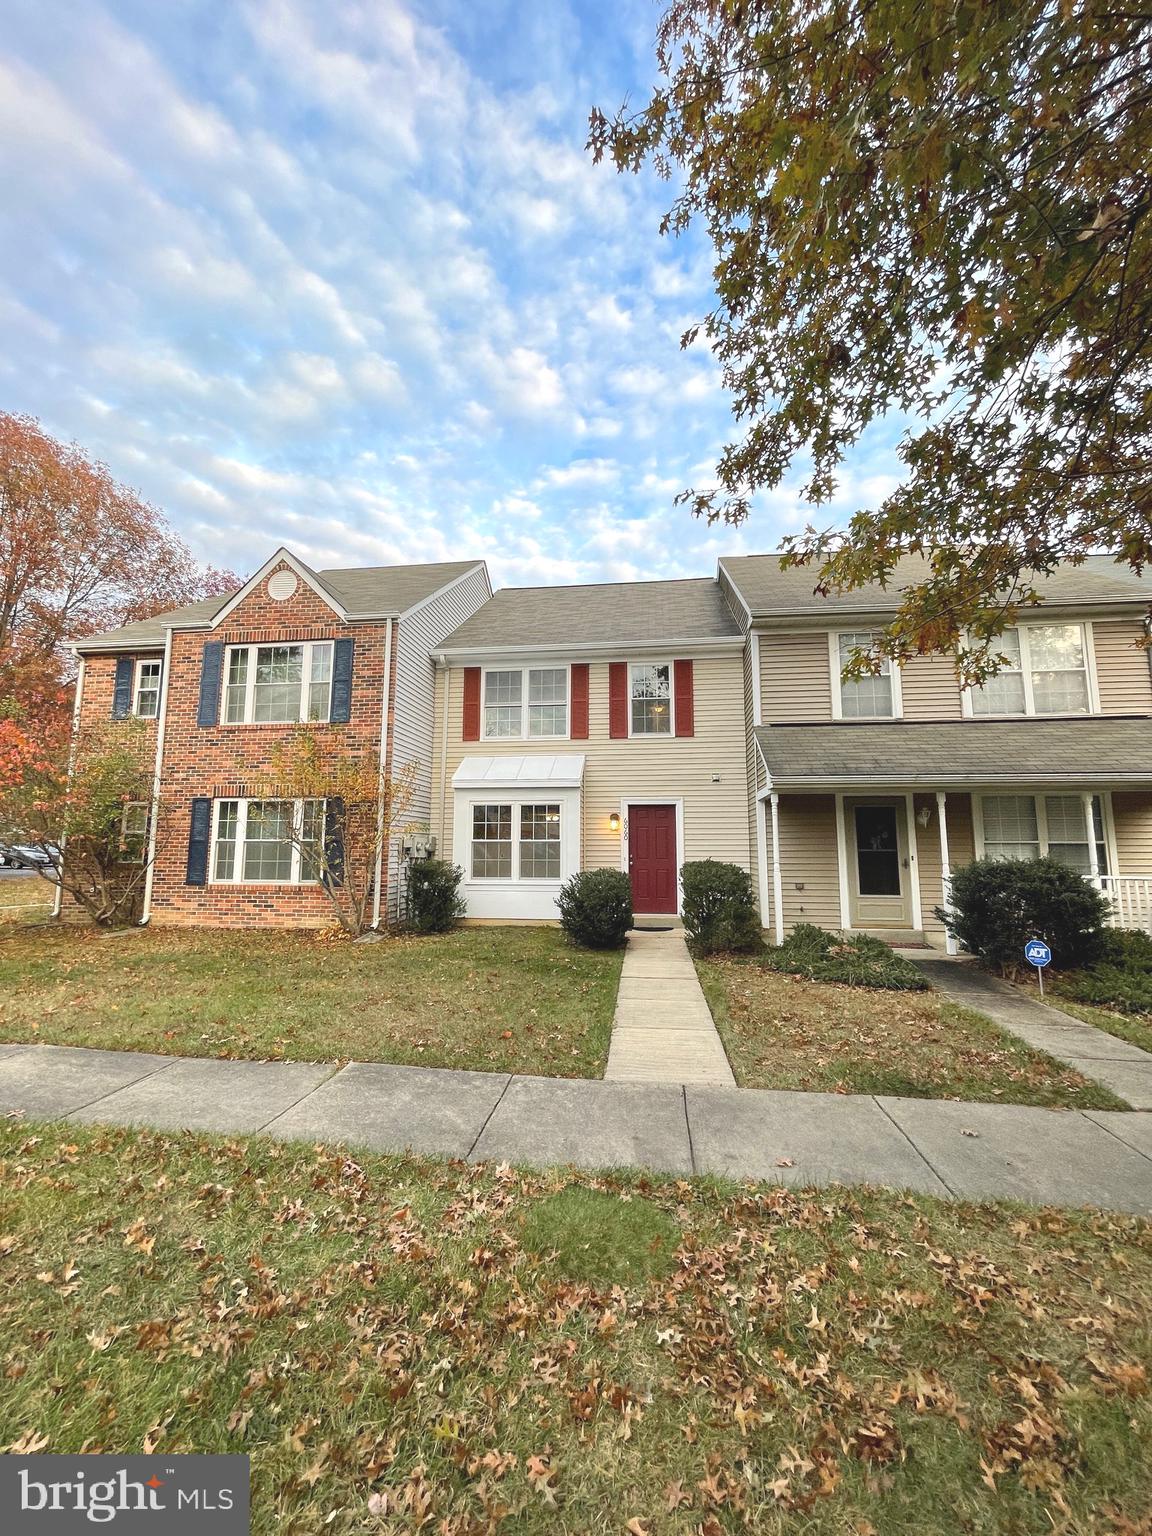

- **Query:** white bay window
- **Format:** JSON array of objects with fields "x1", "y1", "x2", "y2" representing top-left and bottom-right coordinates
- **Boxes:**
[{"x1": 470, "y1": 802, "x2": 562, "y2": 881}]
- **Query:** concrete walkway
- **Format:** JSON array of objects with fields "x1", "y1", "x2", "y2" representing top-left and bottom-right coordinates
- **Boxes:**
[
  {"x1": 914, "y1": 957, "x2": 1152, "y2": 1110},
  {"x1": 1, "y1": 1041, "x2": 1150, "y2": 1214},
  {"x1": 604, "y1": 928, "x2": 735, "y2": 1085}
]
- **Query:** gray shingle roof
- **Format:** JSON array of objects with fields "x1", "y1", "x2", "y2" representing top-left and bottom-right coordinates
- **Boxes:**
[
  {"x1": 755, "y1": 718, "x2": 1152, "y2": 786},
  {"x1": 723, "y1": 553, "x2": 1152, "y2": 620},
  {"x1": 74, "y1": 559, "x2": 485, "y2": 652},
  {"x1": 439, "y1": 578, "x2": 741, "y2": 651}
]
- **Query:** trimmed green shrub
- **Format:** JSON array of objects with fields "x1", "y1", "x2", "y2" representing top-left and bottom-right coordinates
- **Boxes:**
[
  {"x1": 1100, "y1": 927, "x2": 1152, "y2": 970},
  {"x1": 405, "y1": 857, "x2": 466, "y2": 933},
  {"x1": 681, "y1": 859, "x2": 763, "y2": 954},
  {"x1": 762, "y1": 922, "x2": 929, "y2": 991},
  {"x1": 938, "y1": 857, "x2": 1109, "y2": 972},
  {"x1": 556, "y1": 867, "x2": 632, "y2": 949},
  {"x1": 1057, "y1": 964, "x2": 1152, "y2": 1015}
]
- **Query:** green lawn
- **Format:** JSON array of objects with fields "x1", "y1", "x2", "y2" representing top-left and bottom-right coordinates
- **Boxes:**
[
  {"x1": 696, "y1": 956, "x2": 1126, "y2": 1108},
  {"x1": 0, "y1": 926, "x2": 621, "y2": 1078},
  {"x1": 1, "y1": 1121, "x2": 1149, "y2": 1534}
]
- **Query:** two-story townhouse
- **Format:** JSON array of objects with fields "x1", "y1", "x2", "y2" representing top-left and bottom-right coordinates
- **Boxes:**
[
  {"x1": 428, "y1": 579, "x2": 750, "y2": 920},
  {"x1": 65, "y1": 548, "x2": 491, "y2": 927},
  {"x1": 719, "y1": 554, "x2": 1152, "y2": 947}
]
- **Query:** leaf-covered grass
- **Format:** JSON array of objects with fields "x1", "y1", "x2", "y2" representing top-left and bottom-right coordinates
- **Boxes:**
[
  {"x1": 1, "y1": 1121, "x2": 1150, "y2": 1535},
  {"x1": 0, "y1": 875, "x2": 54, "y2": 922},
  {"x1": 0, "y1": 926, "x2": 621, "y2": 1078},
  {"x1": 696, "y1": 957, "x2": 1126, "y2": 1107}
]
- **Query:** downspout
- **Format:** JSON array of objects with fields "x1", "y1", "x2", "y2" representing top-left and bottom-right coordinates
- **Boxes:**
[
  {"x1": 53, "y1": 653, "x2": 87, "y2": 919},
  {"x1": 436, "y1": 655, "x2": 450, "y2": 859},
  {"x1": 371, "y1": 617, "x2": 395, "y2": 930},
  {"x1": 140, "y1": 627, "x2": 173, "y2": 924}
]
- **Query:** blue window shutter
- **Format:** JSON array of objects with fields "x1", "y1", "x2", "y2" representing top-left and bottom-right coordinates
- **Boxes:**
[
  {"x1": 323, "y1": 797, "x2": 345, "y2": 888},
  {"x1": 112, "y1": 656, "x2": 134, "y2": 719},
  {"x1": 329, "y1": 638, "x2": 354, "y2": 723},
  {"x1": 197, "y1": 642, "x2": 224, "y2": 726},
  {"x1": 186, "y1": 798, "x2": 211, "y2": 885}
]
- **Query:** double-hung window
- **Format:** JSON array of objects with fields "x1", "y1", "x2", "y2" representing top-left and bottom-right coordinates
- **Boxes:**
[
  {"x1": 470, "y1": 802, "x2": 562, "y2": 881},
  {"x1": 629, "y1": 663, "x2": 672, "y2": 735},
  {"x1": 224, "y1": 643, "x2": 334, "y2": 724},
  {"x1": 134, "y1": 661, "x2": 162, "y2": 719},
  {"x1": 968, "y1": 624, "x2": 1093, "y2": 716},
  {"x1": 979, "y1": 793, "x2": 1109, "y2": 875},
  {"x1": 212, "y1": 798, "x2": 324, "y2": 883},
  {"x1": 833, "y1": 631, "x2": 897, "y2": 718},
  {"x1": 482, "y1": 667, "x2": 568, "y2": 739},
  {"x1": 119, "y1": 802, "x2": 149, "y2": 862}
]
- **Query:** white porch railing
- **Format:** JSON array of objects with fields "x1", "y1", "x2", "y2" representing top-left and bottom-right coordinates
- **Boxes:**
[{"x1": 1098, "y1": 876, "x2": 1152, "y2": 935}]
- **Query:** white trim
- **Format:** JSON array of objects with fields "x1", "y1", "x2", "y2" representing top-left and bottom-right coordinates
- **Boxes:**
[
  {"x1": 140, "y1": 627, "x2": 173, "y2": 922},
  {"x1": 829, "y1": 629, "x2": 903, "y2": 721},
  {"x1": 372, "y1": 617, "x2": 395, "y2": 930},
  {"x1": 133, "y1": 657, "x2": 163, "y2": 719},
  {"x1": 438, "y1": 635, "x2": 744, "y2": 662},
  {"x1": 755, "y1": 793, "x2": 770, "y2": 928},
  {"x1": 620, "y1": 797, "x2": 685, "y2": 915},
  {"x1": 834, "y1": 791, "x2": 851, "y2": 930},
  {"x1": 208, "y1": 796, "x2": 324, "y2": 885},
  {"x1": 750, "y1": 631, "x2": 763, "y2": 728},
  {"x1": 222, "y1": 639, "x2": 334, "y2": 725},
  {"x1": 481, "y1": 662, "x2": 571, "y2": 742},
  {"x1": 936, "y1": 790, "x2": 958, "y2": 954},
  {"x1": 716, "y1": 559, "x2": 753, "y2": 624},
  {"x1": 210, "y1": 548, "x2": 348, "y2": 627},
  {"x1": 398, "y1": 561, "x2": 490, "y2": 620},
  {"x1": 454, "y1": 789, "x2": 580, "y2": 919},
  {"x1": 627, "y1": 660, "x2": 676, "y2": 739},
  {"x1": 54, "y1": 657, "x2": 87, "y2": 918},
  {"x1": 904, "y1": 791, "x2": 923, "y2": 929},
  {"x1": 1083, "y1": 790, "x2": 1101, "y2": 888},
  {"x1": 769, "y1": 792, "x2": 784, "y2": 944},
  {"x1": 960, "y1": 620, "x2": 1099, "y2": 718}
]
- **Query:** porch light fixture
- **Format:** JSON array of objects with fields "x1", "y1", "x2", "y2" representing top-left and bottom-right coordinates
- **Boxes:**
[
  {"x1": 916, "y1": 804, "x2": 934, "y2": 829},
  {"x1": 609, "y1": 811, "x2": 621, "y2": 833}
]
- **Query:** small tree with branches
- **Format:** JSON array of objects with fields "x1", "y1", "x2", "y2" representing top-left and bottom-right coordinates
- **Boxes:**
[
  {"x1": 249, "y1": 730, "x2": 419, "y2": 936},
  {"x1": 2, "y1": 718, "x2": 158, "y2": 926}
]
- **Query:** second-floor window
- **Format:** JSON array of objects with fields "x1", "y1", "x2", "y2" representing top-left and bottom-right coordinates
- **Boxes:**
[
  {"x1": 630, "y1": 663, "x2": 672, "y2": 735},
  {"x1": 224, "y1": 642, "x2": 333, "y2": 724},
  {"x1": 968, "y1": 624, "x2": 1093, "y2": 716},
  {"x1": 134, "y1": 661, "x2": 162, "y2": 718},
  {"x1": 834, "y1": 632, "x2": 898, "y2": 718},
  {"x1": 482, "y1": 667, "x2": 568, "y2": 739}
]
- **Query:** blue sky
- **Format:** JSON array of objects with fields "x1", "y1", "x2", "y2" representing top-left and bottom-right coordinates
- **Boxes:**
[{"x1": 0, "y1": 0, "x2": 903, "y2": 588}]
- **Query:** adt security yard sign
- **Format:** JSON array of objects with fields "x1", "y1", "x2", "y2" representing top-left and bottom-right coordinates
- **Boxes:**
[{"x1": 1024, "y1": 938, "x2": 1052, "y2": 995}]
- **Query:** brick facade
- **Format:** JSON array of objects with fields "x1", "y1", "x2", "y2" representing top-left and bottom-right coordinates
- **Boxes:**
[{"x1": 77, "y1": 562, "x2": 396, "y2": 929}]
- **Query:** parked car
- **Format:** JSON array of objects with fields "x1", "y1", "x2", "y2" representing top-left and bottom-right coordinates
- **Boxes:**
[{"x1": 0, "y1": 842, "x2": 60, "y2": 870}]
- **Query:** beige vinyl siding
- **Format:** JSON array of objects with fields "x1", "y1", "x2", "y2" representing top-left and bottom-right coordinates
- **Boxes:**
[
  {"x1": 1093, "y1": 621, "x2": 1152, "y2": 715},
  {"x1": 759, "y1": 632, "x2": 833, "y2": 721},
  {"x1": 914, "y1": 791, "x2": 975, "y2": 934},
  {"x1": 433, "y1": 653, "x2": 751, "y2": 877},
  {"x1": 900, "y1": 653, "x2": 964, "y2": 719},
  {"x1": 1112, "y1": 792, "x2": 1152, "y2": 875},
  {"x1": 773, "y1": 794, "x2": 843, "y2": 930}
]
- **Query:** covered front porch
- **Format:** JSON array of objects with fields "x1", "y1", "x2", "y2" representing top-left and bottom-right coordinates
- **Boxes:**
[{"x1": 754, "y1": 720, "x2": 1152, "y2": 947}]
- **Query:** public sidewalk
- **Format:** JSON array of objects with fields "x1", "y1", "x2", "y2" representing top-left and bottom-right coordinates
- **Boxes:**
[
  {"x1": 605, "y1": 928, "x2": 735, "y2": 1085},
  {"x1": 913, "y1": 956, "x2": 1152, "y2": 1110},
  {"x1": 0, "y1": 1041, "x2": 1149, "y2": 1214}
]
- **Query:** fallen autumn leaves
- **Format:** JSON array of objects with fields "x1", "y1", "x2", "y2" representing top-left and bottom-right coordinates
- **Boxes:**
[{"x1": 1, "y1": 1120, "x2": 1149, "y2": 1534}]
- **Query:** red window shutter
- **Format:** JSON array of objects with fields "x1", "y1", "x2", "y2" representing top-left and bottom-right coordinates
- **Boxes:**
[
  {"x1": 608, "y1": 662, "x2": 629, "y2": 738},
  {"x1": 570, "y1": 663, "x2": 589, "y2": 739},
  {"x1": 462, "y1": 667, "x2": 481, "y2": 741},
  {"x1": 674, "y1": 659, "x2": 694, "y2": 737}
]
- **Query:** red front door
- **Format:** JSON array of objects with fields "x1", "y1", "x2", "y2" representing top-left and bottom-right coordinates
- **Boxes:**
[{"x1": 628, "y1": 804, "x2": 678, "y2": 913}]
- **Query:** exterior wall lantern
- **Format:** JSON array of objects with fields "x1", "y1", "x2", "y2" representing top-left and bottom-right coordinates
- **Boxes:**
[{"x1": 608, "y1": 811, "x2": 621, "y2": 833}]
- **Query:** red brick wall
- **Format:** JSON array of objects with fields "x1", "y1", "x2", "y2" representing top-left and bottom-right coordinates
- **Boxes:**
[{"x1": 142, "y1": 565, "x2": 394, "y2": 928}]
